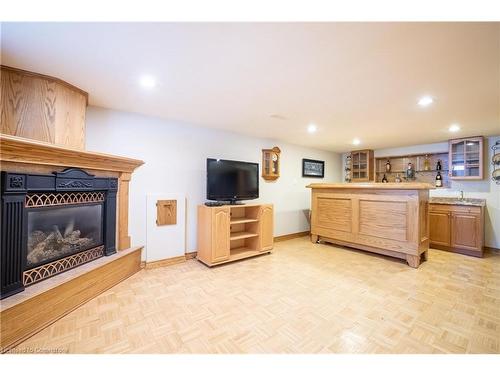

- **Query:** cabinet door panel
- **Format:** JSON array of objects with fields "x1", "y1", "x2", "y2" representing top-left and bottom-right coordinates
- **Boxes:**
[
  {"x1": 260, "y1": 205, "x2": 274, "y2": 251},
  {"x1": 429, "y1": 211, "x2": 450, "y2": 246},
  {"x1": 212, "y1": 208, "x2": 230, "y2": 262},
  {"x1": 451, "y1": 213, "x2": 481, "y2": 251}
]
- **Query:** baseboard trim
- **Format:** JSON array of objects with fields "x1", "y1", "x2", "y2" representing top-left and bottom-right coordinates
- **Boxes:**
[
  {"x1": 145, "y1": 255, "x2": 186, "y2": 269},
  {"x1": 485, "y1": 246, "x2": 500, "y2": 253},
  {"x1": 274, "y1": 231, "x2": 310, "y2": 242},
  {"x1": 431, "y1": 243, "x2": 483, "y2": 258},
  {"x1": 185, "y1": 251, "x2": 197, "y2": 260}
]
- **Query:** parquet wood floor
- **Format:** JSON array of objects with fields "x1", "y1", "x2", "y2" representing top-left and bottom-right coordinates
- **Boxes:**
[{"x1": 9, "y1": 237, "x2": 500, "y2": 353}]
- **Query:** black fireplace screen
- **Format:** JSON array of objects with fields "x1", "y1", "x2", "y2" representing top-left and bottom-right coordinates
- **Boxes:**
[{"x1": 27, "y1": 204, "x2": 104, "y2": 268}]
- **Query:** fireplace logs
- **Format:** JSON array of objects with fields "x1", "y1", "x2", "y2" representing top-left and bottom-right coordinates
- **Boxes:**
[{"x1": 27, "y1": 226, "x2": 96, "y2": 267}]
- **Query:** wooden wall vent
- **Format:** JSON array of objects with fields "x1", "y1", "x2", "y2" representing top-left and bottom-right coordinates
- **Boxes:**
[{"x1": 156, "y1": 200, "x2": 177, "y2": 226}]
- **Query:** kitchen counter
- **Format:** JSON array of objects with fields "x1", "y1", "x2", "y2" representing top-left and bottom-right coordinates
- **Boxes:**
[
  {"x1": 429, "y1": 197, "x2": 486, "y2": 207},
  {"x1": 308, "y1": 183, "x2": 431, "y2": 268}
]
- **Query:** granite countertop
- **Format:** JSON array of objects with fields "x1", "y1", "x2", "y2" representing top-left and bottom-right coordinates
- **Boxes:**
[{"x1": 429, "y1": 197, "x2": 486, "y2": 207}]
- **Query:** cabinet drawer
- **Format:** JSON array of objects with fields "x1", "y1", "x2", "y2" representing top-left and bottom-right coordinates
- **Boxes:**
[
  {"x1": 450, "y1": 205, "x2": 481, "y2": 214},
  {"x1": 429, "y1": 204, "x2": 449, "y2": 213},
  {"x1": 429, "y1": 204, "x2": 481, "y2": 215}
]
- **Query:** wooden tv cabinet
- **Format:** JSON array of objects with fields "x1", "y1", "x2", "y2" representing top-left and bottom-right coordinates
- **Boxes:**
[{"x1": 196, "y1": 203, "x2": 273, "y2": 266}]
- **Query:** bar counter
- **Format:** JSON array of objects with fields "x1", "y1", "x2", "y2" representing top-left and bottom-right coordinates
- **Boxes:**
[{"x1": 307, "y1": 183, "x2": 434, "y2": 268}]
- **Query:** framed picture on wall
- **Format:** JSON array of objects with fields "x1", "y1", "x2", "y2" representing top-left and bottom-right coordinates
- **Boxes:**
[{"x1": 302, "y1": 159, "x2": 325, "y2": 178}]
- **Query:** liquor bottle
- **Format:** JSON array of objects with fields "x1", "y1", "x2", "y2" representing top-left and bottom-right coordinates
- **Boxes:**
[
  {"x1": 423, "y1": 155, "x2": 431, "y2": 171},
  {"x1": 435, "y1": 171, "x2": 443, "y2": 187},
  {"x1": 395, "y1": 173, "x2": 402, "y2": 183},
  {"x1": 406, "y1": 162, "x2": 415, "y2": 180},
  {"x1": 381, "y1": 174, "x2": 388, "y2": 183},
  {"x1": 436, "y1": 160, "x2": 442, "y2": 171},
  {"x1": 385, "y1": 159, "x2": 391, "y2": 172}
]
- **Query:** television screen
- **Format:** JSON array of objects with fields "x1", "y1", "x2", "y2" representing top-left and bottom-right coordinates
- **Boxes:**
[{"x1": 207, "y1": 158, "x2": 259, "y2": 202}]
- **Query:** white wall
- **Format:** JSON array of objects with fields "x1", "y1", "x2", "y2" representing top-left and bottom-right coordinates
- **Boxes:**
[
  {"x1": 342, "y1": 136, "x2": 500, "y2": 249},
  {"x1": 85, "y1": 107, "x2": 343, "y2": 254}
]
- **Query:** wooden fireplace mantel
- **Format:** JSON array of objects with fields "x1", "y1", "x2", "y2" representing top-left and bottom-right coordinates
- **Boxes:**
[
  {"x1": 0, "y1": 134, "x2": 144, "y2": 250},
  {"x1": 0, "y1": 134, "x2": 144, "y2": 173}
]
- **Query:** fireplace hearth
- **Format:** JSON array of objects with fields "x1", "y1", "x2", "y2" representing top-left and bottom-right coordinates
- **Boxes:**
[{"x1": 1, "y1": 168, "x2": 118, "y2": 299}]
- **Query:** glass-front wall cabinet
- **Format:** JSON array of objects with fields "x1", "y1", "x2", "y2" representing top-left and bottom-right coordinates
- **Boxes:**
[
  {"x1": 449, "y1": 136, "x2": 483, "y2": 180},
  {"x1": 351, "y1": 150, "x2": 374, "y2": 182}
]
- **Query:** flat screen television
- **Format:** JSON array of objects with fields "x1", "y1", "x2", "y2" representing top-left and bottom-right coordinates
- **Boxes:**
[{"x1": 206, "y1": 158, "x2": 259, "y2": 203}]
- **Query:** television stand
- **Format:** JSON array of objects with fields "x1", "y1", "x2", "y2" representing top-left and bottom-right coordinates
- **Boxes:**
[{"x1": 196, "y1": 203, "x2": 273, "y2": 266}]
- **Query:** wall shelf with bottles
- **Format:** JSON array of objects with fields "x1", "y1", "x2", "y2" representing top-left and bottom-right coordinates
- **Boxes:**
[{"x1": 375, "y1": 152, "x2": 449, "y2": 187}]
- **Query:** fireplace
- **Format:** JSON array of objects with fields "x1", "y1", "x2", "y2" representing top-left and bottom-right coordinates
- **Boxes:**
[{"x1": 1, "y1": 168, "x2": 118, "y2": 299}]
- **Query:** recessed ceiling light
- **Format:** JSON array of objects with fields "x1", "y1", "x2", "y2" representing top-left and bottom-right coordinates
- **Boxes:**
[
  {"x1": 307, "y1": 124, "x2": 317, "y2": 133},
  {"x1": 449, "y1": 124, "x2": 461, "y2": 132},
  {"x1": 139, "y1": 75, "x2": 156, "y2": 89},
  {"x1": 352, "y1": 138, "x2": 361, "y2": 145},
  {"x1": 418, "y1": 96, "x2": 434, "y2": 107}
]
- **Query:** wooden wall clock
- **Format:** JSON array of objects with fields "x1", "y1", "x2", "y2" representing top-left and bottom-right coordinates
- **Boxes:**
[{"x1": 262, "y1": 147, "x2": 281, "y2": 181}]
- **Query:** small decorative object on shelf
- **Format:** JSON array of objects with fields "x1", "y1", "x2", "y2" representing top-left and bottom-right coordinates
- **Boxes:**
[
  {"x1": 492, "y1": 140, "x2": 500, "y2": 184},
  {"x1": 436, "y1": 159, "x2": 442, "y2": 171},
  {"x1": 395, "y1": 173, "x2": 402, "y2": 183},
  {"x1": 302, "y1": 159, "x2": 325, "y2": 178},
  {"x1": 435, "y1": 171, "x2": 443, "y2": 187},
  {"x1": 423, "y1": 155, "x2": 431, "y2": 171},
  {"x1": 406, "y1": 162, "x2": 415, "y2": 180},
  {"x1": 262, "y1": 147, "x2": 281, "y2": 181},
  {"x1": 381, "y1": 174, "x2": 388, "y2": 183},
  {"x1": 385, "y1": 159, "x2": 391, "y2": 172}
]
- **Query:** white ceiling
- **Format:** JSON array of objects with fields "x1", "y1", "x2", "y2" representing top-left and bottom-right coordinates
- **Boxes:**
[{"x1": 1, "y1": 22, "x2": 499, "y2": 152}]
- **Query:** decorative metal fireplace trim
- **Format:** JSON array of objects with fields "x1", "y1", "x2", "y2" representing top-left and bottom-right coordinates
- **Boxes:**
[
  {"x1": 25, "y1": 191, "x2": 106, "y2": 208},
  {"x1": 1, "y1": 168, "x2": 118, "y2": 299},
  {"x1": 23, "y1": 245, "x2": 105, "y2": 286}
]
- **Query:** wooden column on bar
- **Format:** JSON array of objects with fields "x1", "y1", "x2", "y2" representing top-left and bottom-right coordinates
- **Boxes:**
[{"x1": 118, "y1": 172, "x2": 132, "y2": 250}]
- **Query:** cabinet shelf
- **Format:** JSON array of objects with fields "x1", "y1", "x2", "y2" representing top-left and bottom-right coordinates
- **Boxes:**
[
  {"x1": 230, "y1": 218, "x2": 259, "y2": 225},
  {"x1": 230, "y1": 231, "x2": 259, "y2": 241},
  {"x1": 376, "y1": 170, "x2": 448, "y2": 174},
  {"x1": 229, "y1": 247, "x2": 262, "y2": 260},
  {"x1": 374, "y1": 151, "x2": 450, "y2": 187}
]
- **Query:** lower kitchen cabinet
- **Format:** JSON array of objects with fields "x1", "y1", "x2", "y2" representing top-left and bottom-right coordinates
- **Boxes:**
[{"x1": 429, "y1": 204, "x2": 484, "y2": 257}]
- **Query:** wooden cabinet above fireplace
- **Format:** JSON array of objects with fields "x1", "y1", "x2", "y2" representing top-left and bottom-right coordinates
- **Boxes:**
[{"x1": 0, "y1": 65, "x2": 88, "y2": 150}]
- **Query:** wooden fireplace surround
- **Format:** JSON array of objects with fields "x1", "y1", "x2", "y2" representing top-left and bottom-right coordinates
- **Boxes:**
[
  {"x1": 0, "y1": 134, "x2": 144, "y2": 250},
  {"x1": 0, "y1": 66, "x2": 145, "y2": 351},
  {"x1": 0, "y1": 134, "x2": 144, "y2": 351}
]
